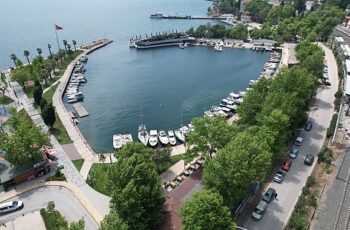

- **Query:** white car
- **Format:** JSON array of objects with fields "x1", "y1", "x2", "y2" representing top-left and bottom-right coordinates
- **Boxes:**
[{"x1": 0, "y1": 201, "x2": 23, "y2": 214}]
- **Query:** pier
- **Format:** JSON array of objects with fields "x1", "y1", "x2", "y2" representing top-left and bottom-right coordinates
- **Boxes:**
[
  {"x1": 150, "y1": 13, "x2": 232, "y2": 20},
  {"x1": 73, "y1": 103, "x2": 89, "y2": 117}
]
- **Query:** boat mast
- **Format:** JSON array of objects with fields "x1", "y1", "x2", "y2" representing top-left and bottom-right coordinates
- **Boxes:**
[{"x1": 139, "y1": 104, "x2": 144, "y2": 126}]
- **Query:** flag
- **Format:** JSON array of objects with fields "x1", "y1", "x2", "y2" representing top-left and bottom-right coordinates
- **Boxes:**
[{"x1": 55, "y1": 24, "x2": 63, "y2": 30}]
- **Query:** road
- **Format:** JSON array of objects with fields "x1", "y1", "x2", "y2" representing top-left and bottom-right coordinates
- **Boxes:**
[
  {"x1": 244, "y1": 44, "x2": 338, "y2": 229},
  {"x1": 0, "y1": 186, "x2": 98, "y2": 229}
]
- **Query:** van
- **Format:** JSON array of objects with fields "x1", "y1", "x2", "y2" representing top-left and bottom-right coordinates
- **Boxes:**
[
  {"x1": 251, "y1": 199, "x2": 268, "y2": 220},
  {"x1": 295, "y1": 137, "x2": 303, "y2": 146},
  {"x1": 0, "y1": 201, "x2": 23, "y2": 214}
]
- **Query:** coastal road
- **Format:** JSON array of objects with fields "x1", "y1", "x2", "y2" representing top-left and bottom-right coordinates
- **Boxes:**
[
  {"x1": 0, "y1": 186, "x2": 99, "y2": 229},
  {"x1": 244, "y1": 44, "x2": 338, "y2": 230}
]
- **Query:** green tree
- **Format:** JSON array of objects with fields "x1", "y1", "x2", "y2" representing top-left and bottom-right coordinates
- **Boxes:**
[
  {"x1": 11, "y1": 68, "x2": 30, "y2": 89},
  {"x1": 37, "y1": 48, "x2": 42, "y2": 57},
  {"x1": 67, "y1": 44, "x2": 73, "y2": 58},
  {"x1": 180, "y1": 190, "x2": 236, "y2": 230},
  {"x1": 100, "y1": 212, "x2": 129, "y2": 230},
  {"x1": 245, "y1": 0, "x2": 271, "y2": 23},
  {"x1": 33, "y1": 86, "x2": 43, "y2": 106},
  {"x1": 24, "y1": 50, "x2": 30, "y2": 64},
  {"x1": 42, "y1": 103, "x2": 56, "y2": 128},
  {"x1": 10, "y1": 54, "x2": 17, "y2": 67},
  {"x1": 0, "y1": 73, "x2": 8, "y2": 111},
  {"x1": 108, "y1": 142, "x2": 164, "y2": 230},
  {"x1": 72, "y1": 40, "x2": 77, "y2": 51},
  {"x1": 63, "y1": 40, "x2": 68, "y2": 51},
  {"x1": 48, "y1": 43, "x2": 52, "y2": 55},
  {"x1": 152, "y1": 147, "x2": 171, "y2": 171},
  {"x1": 69, "y1": 219, "x2": 85, "y2": 230},
  {"x1": 40, "y1": 98, "x2": 48, "y2": 110},
  {"x1": 229, "y1": 24, "x2": 248, "y2": 40}
]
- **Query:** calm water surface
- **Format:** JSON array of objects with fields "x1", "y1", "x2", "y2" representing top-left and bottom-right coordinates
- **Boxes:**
[{"x1": 1, "y1": 0, "x2": 269, "y2": 152}]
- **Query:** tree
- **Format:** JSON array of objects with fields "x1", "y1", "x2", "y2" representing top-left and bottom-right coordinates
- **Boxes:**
[
  {"x1": 100, "y1": 212, "x2": 129, "y2": 230},
  {"x1": 10, "y1": 54, "x2": 17, "y2": 67},
  {"x1": 0, "y1": 73, "x2": 8, "y2": 111},
  {"x1": 11, "y1": 68, "x2": 30, "y2": 89},
  {"x1": 67, "y1": 44, "x2": 73, "y2": 58},
  {"x1": 63, "y1": 40, "x2": 68, "y2": 51},
  {"x1": 40, "y1": 98, "x2": 48, "y2": 110},
  {"x1": 99, "y1": 153, "x2": 106, "y2": 163},
  {"x1": 185, "y1": 116, "x2": 237, "y2": 162},
  {"x1": 37, "y1": 48, "x2": 42, "y2": 57},
  {"x1": 33, "y1": 86, "x2": 43, "y2": 106},
  {"x1": 108, "y1": 142, "x2": 164, "y2": 230},
  {"x1": 42, "y1": 103, "x2": 56, "y2": 128},
  {"x1": 152, "y1": 147, "x2": 171, "y2": 171},
  {"x1": 24, "y1": 50, "x2": 30, "y2": 64},
  {"x1": 69, "y1": 219, "x2": 85, "y2": 230},
  {"x1": 0, "y1": 111, "x2": 50, "y2": 167},
  {"x1": 245, "y1": 0, "x2": 271, "y2": 23},
  {"x1": 48, "y1": 43, "x2": 52, "y2": 55},
  {"x1": 72, "y1": 40, "x2": 77, "y2": 50},
  {"x1": 229, "y1": 24, "x2": 248, "y2": 40},
  {"x1": 180, "y1": 190, "x2": 236, "y2": 230}
]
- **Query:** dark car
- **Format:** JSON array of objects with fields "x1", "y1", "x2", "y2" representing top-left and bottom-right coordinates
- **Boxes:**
[
  {"x1": 273, "y1": 170, "x2": 286, "y2": 183},
  {"x1": 304, "y1": 154, "x2": 314, "y2": 166},
  {"x1": 288, "y1": 149, "x2": 299, "y2": 159},
  {"x1": 323, "y1": 79, "x2": 331, "y2": 86},
  {"x1": 281, "y1": 158, "x2": 292, "y2": 171},
  {"x1": 305, "y1": 121, "x2": 313, "y2": 131},
  {"x1": 262, "y1": 187, "x2": 276, "y2": 203}
]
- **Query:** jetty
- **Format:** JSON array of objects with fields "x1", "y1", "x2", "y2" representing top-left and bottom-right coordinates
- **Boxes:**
[{"x1": 73, "y1": 103, "x2": 89, "y2": 117}]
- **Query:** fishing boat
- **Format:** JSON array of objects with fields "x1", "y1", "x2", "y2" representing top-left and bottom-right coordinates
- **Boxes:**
[
  {"x1": 168, "y1": 130, "x2": 177, "y2": 146},
  {"x1": 149, "y1": 130, "x2": 158, "y2": 147},
  {"x1": 138, "y1": 124, "x2": 149, "y2": 147},
  {"x1": 158, "y1": 130, "x2": 169, "y2": 145},
  {"x1": 174, "y1": 129, "x2": 185, "y2": 143},
  {"x1": 113, "y1": 134, "x2": 123, "y2": 149},
  {"x1": 122, "y1": 134, "x2": 133, "y2": 145}
]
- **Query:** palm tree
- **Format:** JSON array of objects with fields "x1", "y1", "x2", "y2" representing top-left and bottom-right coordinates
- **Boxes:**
[
  {"x1": 37, "y1": 48, "x2": 42, "y2": 57},
  {"x1": 67, "y1": 44, "x2": 72, "y2": 58},
  {"x1": 10, "y1": 54, "x2": 17, "y2": 67},
  {"x1": 24, "y1": 50, "x2": 30, "y2": 64},
  {"x1": 72, "y1": 40, "x2": 77, "y2": 50},
  {"x1": 48, "y1": 44, "x2": 52, "y2": 55},
  {"x1": 63, "y1": 40, "x2": 68, "y2": 51}
]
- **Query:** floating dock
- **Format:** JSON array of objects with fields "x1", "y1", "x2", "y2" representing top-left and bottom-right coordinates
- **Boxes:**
[{"x1": 72, "y1": 103, "x2": 89, "y2": 117}]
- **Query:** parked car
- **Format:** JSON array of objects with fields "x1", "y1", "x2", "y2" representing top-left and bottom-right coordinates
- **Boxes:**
[
  {"x1": 281, "y1": 158, "x2": 292, "y2": 171},
  {"x1": 57, "y1": 164, "x2": 64, "y2": 170},
  {"x1": 262, "y1": 187, "x2": 276, "y2": 203},
  {"x1": 0, "y1": 201, "x2": 23, "y2": 215},
  {"x1": 295, "y1": 137, "x2": 303, "y2": 146},
  {"x1": 304, "y1": 154, "x2": 315, "y2": 166},
  {"x1": 324, "y1": 79, "x2": 331, "y2": 86},
  {"x1": 274, "y1": 170, "x2": 286, "y2": 183},
  {"x1": 251, "y1": 199, "x2": 268, "y2": 220},
  {"x1": 288, "y1": 149, "x2": 299, "y2": 159},
  {"x1": 305, "y1": 121, "x2": 313, "y2": 131}
]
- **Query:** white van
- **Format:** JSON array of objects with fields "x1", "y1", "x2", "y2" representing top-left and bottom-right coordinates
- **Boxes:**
[{"x1": 0, "y1": 201, "x2": 23, "y2": 214}]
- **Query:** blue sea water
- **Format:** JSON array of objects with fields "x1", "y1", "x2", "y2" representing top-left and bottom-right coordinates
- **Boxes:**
[{"x1": 0, "y1": 0, "x2": 269, "y2": 152}]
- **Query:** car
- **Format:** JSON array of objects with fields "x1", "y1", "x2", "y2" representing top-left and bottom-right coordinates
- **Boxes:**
[
  {"x1": 251, "y1": 199, "x2": 268, "y2": 220},
  {"x1": 295, "y1": 137, "x2": 303, "y2": 146},
  {"x1": 281, "y1": 158, "x2": 292, "y2": 171},
  {"x1": 57, "y1": 164, "x2": 64, "y2": 170},
  {"x1": 305, "y1": 121, "x2": 313, "y2": 131},
  {"x1": 262, "y1": 187, "x2": 276, "y2": 203},
  {"x1": 273, "y1": 170, "x2": 286, "y2": 183},
  {"x1": 0, "y1": 201, "x2": 23, "y2": 214},
  {"x1": 304, "y1": 154, "x2": 314, "y2": 166},
  {"x1": 324, "y1": 79, "x2": 331, "y2": 86},
  {"x1": 288, "y1": 149, "x2": 299, "y2": 159}
]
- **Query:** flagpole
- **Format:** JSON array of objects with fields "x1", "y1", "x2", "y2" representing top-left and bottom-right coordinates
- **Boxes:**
[{"x1": 54, "y1": 26, "x2": 61, "y2": 50}]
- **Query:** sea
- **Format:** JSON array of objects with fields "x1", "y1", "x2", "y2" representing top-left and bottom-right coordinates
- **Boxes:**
[{"x1": 0, "y1": 0, "x2": 269, "y2": 152}]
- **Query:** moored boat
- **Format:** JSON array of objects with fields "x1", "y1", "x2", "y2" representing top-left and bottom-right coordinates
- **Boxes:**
[
  {"x1": 168, "y1": 130, "x2": 177, "y2": 146},
  {"x1": 138, "y1": 124, "x2": 149, "y2": 147},
  {"x1": 174, "y1": 129, "x2": 185, "y2": 143},
  {"x1": 113, "y1": 134, "x2": 123, "y2": 149},
  {"x1": 122, "y1": 134, "x2": 133, "y2": 145},
  {"x1": 158, "y1": 130, "x2": 169, "y2": 145},
  {"x1": 149, "y1": 130, "x2": 158, "y2": 147}
]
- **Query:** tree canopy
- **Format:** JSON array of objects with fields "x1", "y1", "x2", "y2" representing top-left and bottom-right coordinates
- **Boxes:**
[{"x1": 99, "y1": 212, "x2": 129, "y2": 230}]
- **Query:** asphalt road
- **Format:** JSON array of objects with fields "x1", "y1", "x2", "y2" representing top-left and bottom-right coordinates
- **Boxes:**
[
  {"x1": 245, "y1": 44, "x2": 338, "y2": 230},
  {"x1": 0, "y1": 186, "x2": 98, "y2": 230}
]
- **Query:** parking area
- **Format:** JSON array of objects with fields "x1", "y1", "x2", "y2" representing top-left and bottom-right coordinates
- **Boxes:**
[{"x1": 0, "y1": 211, "x2": 45, "y2": 230}]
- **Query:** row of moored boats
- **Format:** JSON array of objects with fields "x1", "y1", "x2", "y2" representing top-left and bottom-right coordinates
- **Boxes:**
[{"x1": 66, "y1": 55, "x2": 88, "y2": 104}]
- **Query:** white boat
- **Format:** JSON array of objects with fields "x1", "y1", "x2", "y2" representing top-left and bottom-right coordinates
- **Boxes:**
[
  {"x1": 249, "y1": 80, "x2": 258, "y2": 86},
  {"x1": 149, "y1": 130, "x2": 158, "y2": 147},
  {"x1": 122, "y1": 134, "x2": 133, "y2": 145},
  {"x1": 158, "y1": 130, "x2": 169, "y2": 145},
  {"x1": 179, "y1": 125, "x2": 190, "y2": 135},
  {"x1": 67, "y1": 92, "x2": 84, "y2": 100},
  {"x1": 187, "y1": 124, "x2": 195, "y2": 132},
  {"x1": 168, "y1": 130, "x2": 177, "y2": 146},
  {"x1": 179, "y1": 43, "x2": 188, "y2": 49},
  {"x1": 174, "y1": 129, "x2": 185, "y2": 143},
  {"x1": 138, "y1": 124, "x2": 149, "y2": 147},
  {"x1": 80, "y1": 55, "x2": 88, "y2": 62},
  {"x1": 214, "y1": 45, "x2": 223, "y2": 52},
  {"x1": 150, "y1": 12, "x2": 164, "y2": 18},
  {"x1": 113, "y1": 134, "x2": 123, "y2": 149}
]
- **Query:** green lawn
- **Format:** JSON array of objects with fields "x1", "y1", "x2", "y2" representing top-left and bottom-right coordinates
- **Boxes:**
[
  {"x1": 40, "y1": 206, "x2": 68, "y2": 230},
  {"x1": 72, "y1": 159, "x2": 84, "y2": 171},
  {"x1": 50, "y1": 112, "x2": 72, "y2": 144},
  {"x1": 88, "y1": 163, "x2": 111, "y2": 196},
  {"x1": 0, "y1": 96, "x2": 13, "y2": 105},
  {"x1": 43, "y1": 84, "x2": 58, "y2": 104}
]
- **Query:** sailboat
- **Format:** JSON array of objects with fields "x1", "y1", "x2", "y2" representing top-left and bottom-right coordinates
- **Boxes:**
[
  {"x1": 175, "y1": 111, "x2": 186, "y2": 143},
  {"x1": 138, "y1": 105, "x2": 149, "y2": 147}
]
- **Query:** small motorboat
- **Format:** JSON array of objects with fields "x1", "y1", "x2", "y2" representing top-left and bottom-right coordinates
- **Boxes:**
[
  {"x1": 168, "y1": 130, "x2": 177, "y2": 146},
  {"x1": 138, "y1": 124, "x2": 149, "y2": 147},
  {"x1": 174, "y1": 129, "x2": 185, "y2": 143},
  {"x1": 113, "y1": 134, "x2": 123, "y2": 149},
  {"x1": 149, "y1": 130, "x2": 158, "y2": 147},
  {"x1": 214, "y1": 44, "x2": 223, "y2": 52},
  {"x1": 158, "y1": 130, "x2": 169, "y2": 145},
  {"x1": 122, "y1": 134, "x2": 133, "y2": 145}
]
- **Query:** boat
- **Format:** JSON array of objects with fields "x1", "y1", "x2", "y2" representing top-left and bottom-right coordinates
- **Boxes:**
[
  {"x1": 67, "y1": 98, "x2": 82, "y2": 104},
  {"x1": 214, "y1": 44, "x2": 223, "y2": 52},
  {"x1": 179, "y1": 43, "x2": 188, "y2": 49},
  {"x1": 138, "y1": 124, "x2": 149, "y2": 147},
  {"x1": 179, "y1": 125, "x2": 190, "y2": 135},
  {"x1": 168, "y1": 130, "x2": 177, "y2": 146},
  {"x1": 80, "y1": 55, "x2": 88, "y2": 62},
  {"x1": 187, "y1": 124, "x2": 195, "y2": 132},
  {"x1": 67, "y1": 92, "x2": 84, "y2": 100},
  {"x1": 150, "y1": 12, "x2": 164, "y2": 19},
  {"x1": 149, "y1": 130, "x2": 158, "y2": 147},
  {"x1": 134, "y1": 33, "x2": 195, "y2": 49},
  {"x1": 113, "y1": 134, "x2": 123, "y2": 149},
  {"x1": 174, "y1": 129, "x2": 185, "y2": 143},
  {"x1": 122, "y1": 134, "x2": 133, "y2": 145},
  {"x1": 158, "y1": 130, "x2": 169, "y2": 145}
]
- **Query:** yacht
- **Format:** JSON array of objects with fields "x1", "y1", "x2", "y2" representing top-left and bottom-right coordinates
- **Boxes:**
[
  {"x1": 179, "y1": 125, "x2": 190, "y2": 135},
  {"x1": 113, "y1": 134, "x2": 123, "y2": 149},
  {"x1": 168, "y1": 130, "x2": 177, "y2": 146},
  {"x1": 149, "y1": 130, "x2": 158, "y2": 147},
  {"x1": 150, "y1": 12, "x2": 164, "y2": 18},
  {"x1": 158, "y1": 130, "x2": 169, "y2": 145},
  {"x1": 122, "y1": 134, "x2": 133, "y2": 145},
  {"x1": 174, "y1": 129, "x2": 185, "y2": 143},
  {"x1": 138, "y1": 124, "x2": 149, "y2": 147}
]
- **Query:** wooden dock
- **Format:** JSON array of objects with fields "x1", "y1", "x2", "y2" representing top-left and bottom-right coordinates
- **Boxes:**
[{"x1": 73, "y1": 103, "x2": 89, "y2": 117}]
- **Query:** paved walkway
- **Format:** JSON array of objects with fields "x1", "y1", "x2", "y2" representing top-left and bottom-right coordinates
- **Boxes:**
[{"x1": 0, "y1": 211, "x2": 45, "y2": 230}]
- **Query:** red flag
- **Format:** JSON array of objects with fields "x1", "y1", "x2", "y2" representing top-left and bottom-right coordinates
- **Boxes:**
[{"x1": 55, "y1": 24, "x2": 63, "y2": 30}]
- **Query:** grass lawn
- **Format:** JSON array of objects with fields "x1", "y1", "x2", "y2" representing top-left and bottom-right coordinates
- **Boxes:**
[
  {"x1": 88, "y1": 163, "x2": 111, "y2": 196},
  {"x1": 50, "y1": 112, "x2": 72, "y2": 144},
  {"x1": 43, "y1": 84, "x2": 58, "y2": 104},
  {"x1": 0, "y1": 96, "x2": 13, "y2": 105},
  {"x1": 40, "y1": 206, "x2": 68, "y2": 230},
  {"x1": 72, "y1": 159, "x2": 84, "y2": 171}
]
